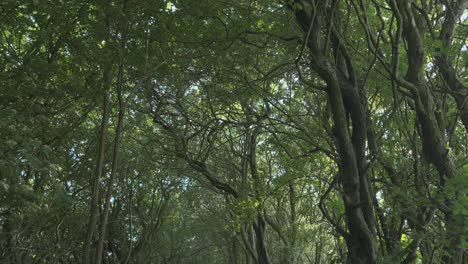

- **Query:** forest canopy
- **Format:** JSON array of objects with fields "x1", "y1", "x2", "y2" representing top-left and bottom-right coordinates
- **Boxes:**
[{"x1": 0, "y1": 0, "x2": 467, "y2": 263}]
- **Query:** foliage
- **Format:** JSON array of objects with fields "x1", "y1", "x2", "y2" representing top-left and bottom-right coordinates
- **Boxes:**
[{"x1": 0, "y1": 0, "x2": 467, "y2": 263}]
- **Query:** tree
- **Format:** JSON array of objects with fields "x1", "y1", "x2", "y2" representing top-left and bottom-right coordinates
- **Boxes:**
[{"x1": 0, "y1": 0, "x2": 466, "y2": 263}]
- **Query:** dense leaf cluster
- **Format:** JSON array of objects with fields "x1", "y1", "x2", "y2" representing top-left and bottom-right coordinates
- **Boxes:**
[{"x1": 0, "y1": 0, "x2": 466, "y2": 263}]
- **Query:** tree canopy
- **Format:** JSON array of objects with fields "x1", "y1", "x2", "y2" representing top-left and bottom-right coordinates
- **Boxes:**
[{"x1": 0, "y1": 0, "x2": 467, "y2": 263}]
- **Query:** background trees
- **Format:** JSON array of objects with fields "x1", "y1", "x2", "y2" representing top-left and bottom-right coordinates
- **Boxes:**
[{"x1": 0, "y1": 0, "x2": 466, "y2": 263}]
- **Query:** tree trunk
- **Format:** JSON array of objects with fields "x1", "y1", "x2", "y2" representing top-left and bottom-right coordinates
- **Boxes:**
[
  {"x1": 82, "y1": 89, "x2": 110, "y2": 264},
  {"x1": 253, "y1": 215, "x2": 270, "y2": 264},
  {"x1": 228, "y1": 236, "x2": 239, "y2": 264},
  {"x1": 288, "y1": 182, "x2": 297, "y2": 264},
  {"x1": 392, "y1": 1, "x2": 464, "y2": 262},
  {"x1": 314, "y1": 241, "x2": 322, "y2": 264},
  {"x1": 247, "y1": 118, "x2": 271, "y2": 264},
  {"x1": 434, "y1": 0, "x2": 468, "y2": 132},
  {"x1": 95, "y1": 59, "x2": 126, "y2": 264},
  {"x1": 292, "y1": 2, "x2": 377, "y2": 263}
]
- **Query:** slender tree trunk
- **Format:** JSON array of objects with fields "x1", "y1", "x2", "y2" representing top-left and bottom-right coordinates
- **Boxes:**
[
  {"x1": 82, "y1": 89, "x2": 110, "y2": 264},
  {"x1": 253, "y1": 215, "x2": 270, "y2": 264},
  {"x1": 288, "y1": 182, "x2": 296, "y2": 263},
  {"x1": 95, "y1": 58, "x2": 126, "y2": 264},
  {"x1": 239, "y1": 224, "x2": 257, "y2": 264},
  {"x1": 123, "y1": 175, "x2": 134, "y2": 264},
  {"x1": 228, "y1": 236, "x2": 239, "y2": 264},
  {"x1": 248, "y1": 124, "x2": 271, "y2": 264},
  {"x1": 242, "y1": 127, "x2": 255, "y2": 264},
  {"x1": 314, "y1": 241, "x2": 322, "y2": 264}
]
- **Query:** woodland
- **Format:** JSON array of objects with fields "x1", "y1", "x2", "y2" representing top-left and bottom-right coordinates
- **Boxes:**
[{"x1": 0, "y1": 0, "x2": 467, "y2": 263}]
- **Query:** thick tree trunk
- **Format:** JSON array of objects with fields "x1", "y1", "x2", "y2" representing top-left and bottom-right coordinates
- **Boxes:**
[
  {"x1": 292, "y1": 2, "x2": 377, "y2": 263},
  {"x1": 434, "y1": 0, "x2": 468, "y2": 132},
  {"x1": 392, "y1": 1, "x2": 464, "y2": 262}
]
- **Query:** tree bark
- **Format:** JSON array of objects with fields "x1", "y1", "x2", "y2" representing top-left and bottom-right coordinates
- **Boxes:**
[
  {"x1": 434, "y1": 0, "x2": 468, "y2": 132},
  {"x1": 94, "y1": 57, "x2": 126, "y2": 264},
  {"x1": 249, "y1": 126, "x2": 271, "y2": 264},
  {"x1": 253, "y1": 216, "x2": 270, "y2": 264},
  {"x1": 292, "y1": 2, "x2": 377, "y2": 263},
  {"x1": 82, "y1": 89, "x2": 110, "y2": 264},
  {"x1": 391, "y1": 1, "x2": 464, "y2": 262}
]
